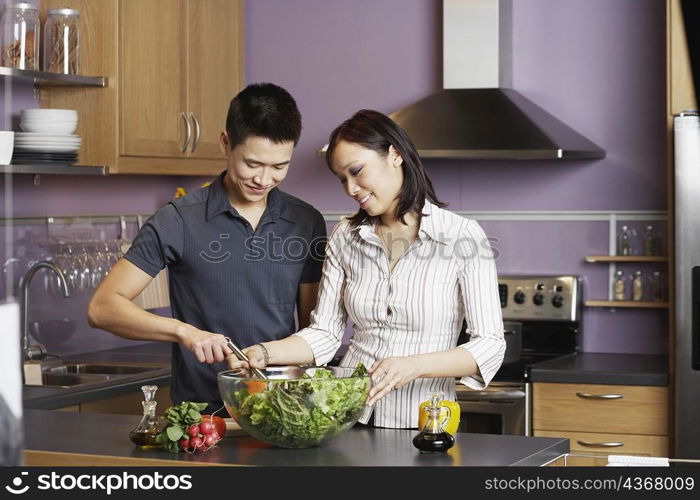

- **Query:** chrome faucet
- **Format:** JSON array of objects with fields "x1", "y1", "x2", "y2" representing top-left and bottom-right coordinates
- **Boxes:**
[{"x1": 20, "y1": 260, "x2": 70, "y2": 360}]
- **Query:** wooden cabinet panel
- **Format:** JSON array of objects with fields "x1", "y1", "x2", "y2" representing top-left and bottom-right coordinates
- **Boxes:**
[
  {"x1": 187, "y1": 0, "x2": 244, "y2": 159},
  {"x1": 668, "y1": 0, "x2": 697, "y2": 116},
  {"x1": 533, "y1": 383, "x2": 668, "y2": 435},
  {"x1": 39, "y1": 0, "x2": 119, "y2": 169},
  {"x1": 39, "y1": 0, "x2": 243, "y2": 175},
  {"x1": 533, "y1": 382, "x2": 669, "y2": 466},
  {"x1": 120, "y1": 0, "x2": 187, "y2": 157},
  {"x1": 535, "y1": 430, "x2": 669, "y2": 458}
]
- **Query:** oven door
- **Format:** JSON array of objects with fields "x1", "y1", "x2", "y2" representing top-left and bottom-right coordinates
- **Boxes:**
[{"x1": 455, "y1": 382, "x2": 526, "y2": 436}]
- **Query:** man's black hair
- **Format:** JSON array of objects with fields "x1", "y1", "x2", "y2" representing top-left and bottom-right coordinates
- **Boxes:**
[{"x1": 225, "y1": 83, "x2": 302, "y2": 149}]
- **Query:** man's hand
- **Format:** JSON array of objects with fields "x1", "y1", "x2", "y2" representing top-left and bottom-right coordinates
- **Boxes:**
[{"x1": 177, "y1": 325, "x2": 231, "y2": 363}]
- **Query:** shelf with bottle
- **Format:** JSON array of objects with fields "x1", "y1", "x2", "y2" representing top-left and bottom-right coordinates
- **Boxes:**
[
  {"x1": 614, "y1": 224, "x2": 665, "y2": 258},
  {"x1": 585, "y1": 269, "x2": 668, "y2": 309},
  {"x1": 1, "y1": 3, "x2": 104, "y2": 86},
  {"x1": 584, "y1": 223, "x2": 668, "y2": 309}
]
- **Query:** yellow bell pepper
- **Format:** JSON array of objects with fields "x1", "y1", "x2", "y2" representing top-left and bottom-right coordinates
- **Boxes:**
[{"x1": 417, "y1": 399, "x2": 461, "y2": 435}]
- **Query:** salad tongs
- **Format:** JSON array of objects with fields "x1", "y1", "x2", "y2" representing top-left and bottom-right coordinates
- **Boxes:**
[{"x1": 224, "y1": 337, "x2": 269, "y2": 380}]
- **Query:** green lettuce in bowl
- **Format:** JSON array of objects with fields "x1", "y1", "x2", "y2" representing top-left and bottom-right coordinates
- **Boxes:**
[{"x1": 217, "y1": 364, "x2": 370, "y2": 448}]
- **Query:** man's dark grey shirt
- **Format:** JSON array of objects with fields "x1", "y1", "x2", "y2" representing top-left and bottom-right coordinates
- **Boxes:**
[{"x1": 124, "y1": 172, "x2": 326, "y2": 411}]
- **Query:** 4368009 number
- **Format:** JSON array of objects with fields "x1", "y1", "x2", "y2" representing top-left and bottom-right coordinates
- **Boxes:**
[{"x1": 622, "y1": 476, "x2": 695, "y2": 491}]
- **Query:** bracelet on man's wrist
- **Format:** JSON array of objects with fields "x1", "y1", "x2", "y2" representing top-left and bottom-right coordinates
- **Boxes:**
[{"x1": 256, "y1": 343, "x2": 269, "y2": 366}]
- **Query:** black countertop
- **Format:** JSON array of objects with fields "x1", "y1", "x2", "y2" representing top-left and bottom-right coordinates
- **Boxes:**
[
  {"x1": 23, "y1": 342, "x2": 172, "y2": 410},
  {"x1": 23, "y1": 410, "x2": 568, "y2": 467},
  {"x1": 529, "y1": 352, "x2": 668, "y2": 386}
]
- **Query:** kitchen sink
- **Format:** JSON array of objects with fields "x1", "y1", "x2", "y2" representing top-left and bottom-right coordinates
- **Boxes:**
[
  {"x1": 45, "y1": 363, "x2": 164, "y2": 375},
  {"x1": 24, "y1": 361, "x2": 169, "y2": 389},
  {"x1": 31, "y1": 372, "x2": 114, "y2": 388}
]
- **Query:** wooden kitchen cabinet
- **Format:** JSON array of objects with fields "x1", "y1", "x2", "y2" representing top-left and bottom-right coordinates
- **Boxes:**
[
  {"x1": 39, "y1": 0, "x2": 244, "y2": 175},
  {"x1": 668, "y1": 0, "x2": 697, "y2": 115},
  {"x1": 120, "y1": 0, "x2": 186, "y2": 158},
  {"x1": 186, "y1": 0, "x2": 243, "y2": 159},
  {"x1": 533, "y1": 382, "x2": 669, "y2": 465}
]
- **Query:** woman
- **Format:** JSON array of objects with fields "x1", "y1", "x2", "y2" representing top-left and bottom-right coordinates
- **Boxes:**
[{"x1": 230, "y1": 109, "x2": 505, "y2": 429}]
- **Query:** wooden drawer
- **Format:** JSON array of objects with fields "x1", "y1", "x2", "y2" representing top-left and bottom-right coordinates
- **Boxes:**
[
  {"x1": 535, "y1": 430, "x2": 669, "y2": 458},
  {"x1": 533, "y1": 383, "x2": 668, "y2": 435}
]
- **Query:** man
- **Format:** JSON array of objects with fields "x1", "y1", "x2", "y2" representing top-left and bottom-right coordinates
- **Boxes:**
[{"x1": 88, "y1": 83, "x2": 326, "y2": 412}]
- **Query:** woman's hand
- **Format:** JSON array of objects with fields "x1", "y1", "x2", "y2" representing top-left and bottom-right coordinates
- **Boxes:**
[
  {"x1": 367, "y1": 356, "x2": 425, "y2": 406},
  {"x1": 226, "y1": 344, "x2": 267, "y2": 373}
]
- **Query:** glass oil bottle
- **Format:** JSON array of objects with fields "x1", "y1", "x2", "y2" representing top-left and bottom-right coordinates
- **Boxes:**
[
  {"x1": 412, "y1": 393, "x2": 455, "y2": 453},
  {"x1": 129, "y1": 385, "x2": 162, "y2": 448}
]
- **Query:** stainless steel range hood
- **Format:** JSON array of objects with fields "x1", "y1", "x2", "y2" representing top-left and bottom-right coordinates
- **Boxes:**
[{"x1": 388, "y1": 0, "x2": 605, "y2": 160}]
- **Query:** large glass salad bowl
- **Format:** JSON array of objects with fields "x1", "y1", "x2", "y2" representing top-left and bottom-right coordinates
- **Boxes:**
[{"x1": 217, "y1": 365, "x2": 371, "y2": 448}]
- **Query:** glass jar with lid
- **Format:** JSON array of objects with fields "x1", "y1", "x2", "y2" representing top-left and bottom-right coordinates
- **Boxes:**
[
  {"x1": 613, "y1": 270, "x2": 627, "y2": 301},
  {"x1": 617, "y1": 225, "x2": 633, "y2": 256},
  {"x1": 632, "y1": 270, "x2": 644, "y2": 301},
  {"x1": 1, "y1": 3, "x2": 40, "y2": 70},
  {"x1": 43, "y1": 8, "x2": 80, "y2": 74}
]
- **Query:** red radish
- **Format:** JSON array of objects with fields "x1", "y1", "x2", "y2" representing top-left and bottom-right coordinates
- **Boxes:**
[
  {"x1": 186, "y1": 424, "x2": 200, "y2": 438},
  {"x1": 210, "y1": 431, "x2": 220, "y2": 441},
  {"x1": 179, "y1": 438, "x2": 190, "y2": 450},
  {"x1": 189, "y1": 436, "x2": 203, "y2": 449},
  {"x1": 203, "y1": 434, "x2": 217, "y2": 447},
  {"x1": 199, "y1": 420, "x2": 214, "y2": 435}
]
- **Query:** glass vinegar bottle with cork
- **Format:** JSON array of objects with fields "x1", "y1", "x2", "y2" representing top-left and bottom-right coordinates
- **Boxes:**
[
  {"x1": 129, "y1": 385, "x2": 163, "y2": 448},
  {"x1": 412, "y1": 393, "x2": 455, "y2": 453}
]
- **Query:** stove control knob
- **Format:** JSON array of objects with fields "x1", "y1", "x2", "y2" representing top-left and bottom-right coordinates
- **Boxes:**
[
  {"x1": 533, "y1": 292, "x2": 545, "y2": 306},
  {"x1": 552, "y1": 295, "x2": 566, "y2": 308},
  {"x1": 514, "y1": 290, "x2": 526, "y2": 304}
]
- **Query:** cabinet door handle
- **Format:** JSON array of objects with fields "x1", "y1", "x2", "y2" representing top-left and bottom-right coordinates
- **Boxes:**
[
  {"x1": 180, "y1": 112, "x2": 191, "y2": 153},
  {"x1": 575, "y1": 392, "x2": 623, "y2": 400},
  {"x1": 577, "y1": 440, "x2": 624, "y2": 448},
  {"x1": 190, "y1": 112, "x2": 201, "y2": 152}
]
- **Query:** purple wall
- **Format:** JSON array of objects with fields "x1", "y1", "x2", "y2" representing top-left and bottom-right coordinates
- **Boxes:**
[
  {"x1": 242, "y1": 0, "x2": 666, "y2": 213},
  {"x1": 1, "y1": 0, "x2": 667, "y2": 355}
]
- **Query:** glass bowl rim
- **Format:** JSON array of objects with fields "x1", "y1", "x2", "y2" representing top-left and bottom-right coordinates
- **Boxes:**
[{"x1": 217, "y1": 365, "x2": 371, "y2": 382}]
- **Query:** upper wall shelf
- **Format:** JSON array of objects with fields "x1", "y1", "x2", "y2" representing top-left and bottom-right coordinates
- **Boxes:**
[
  {"x1": 0, "y1": 66, "x2": 107, "y2": 87},
  {"x1": 1, "y1": 164, "x2": 107, "y2": 176},
  {"x1": 585, "y1": 255, "x2": 669, "y2": 263}
]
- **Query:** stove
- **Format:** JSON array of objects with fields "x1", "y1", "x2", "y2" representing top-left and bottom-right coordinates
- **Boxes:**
[
  {"x1": 455, "y1": 275, "x2": 581, "y2": 435},
  {"x1": 495, "y1": 274, "x2": 580, "y2": 382}
]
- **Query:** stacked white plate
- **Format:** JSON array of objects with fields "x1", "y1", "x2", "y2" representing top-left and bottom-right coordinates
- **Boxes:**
[
  {"x1": 20, "y1": 109, "x2": 78, "y2": 135},
  {"x1": 14, "y1": 132, "x2": 81, "y2": 153},
  {"x1": 15, "y1": 109, "x2": 80, "y2": 159}
]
